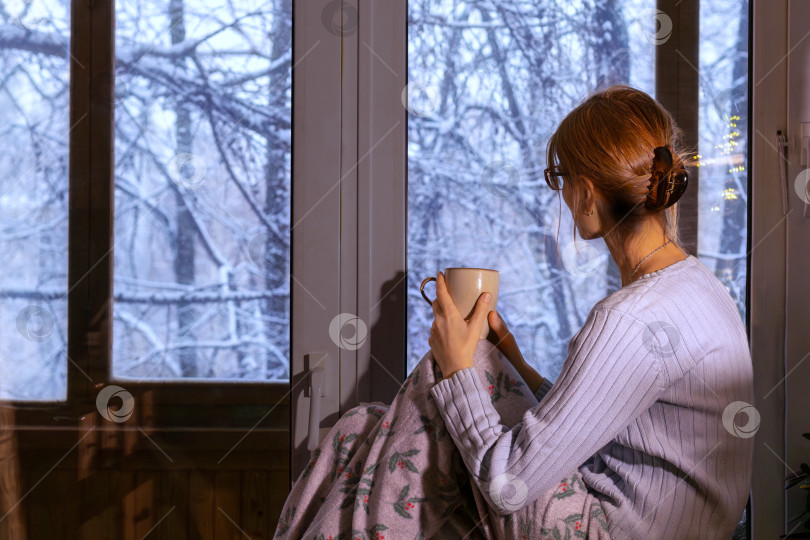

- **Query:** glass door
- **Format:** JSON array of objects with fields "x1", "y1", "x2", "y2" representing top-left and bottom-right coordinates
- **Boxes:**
[{"x1": 0, "y1": 0, "x2": 343, "y2": 535}]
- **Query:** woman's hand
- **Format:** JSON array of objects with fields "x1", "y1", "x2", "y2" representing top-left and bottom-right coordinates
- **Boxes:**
[
  {"x1": 486, "y1": 309, "x2": 547, "y2": 394},
  {"x1": 428, "y1": 271, "x2": 492, "y2": 380},
  {"x1": 486, "y1": 310, "x2": 525, "y2": 366}
]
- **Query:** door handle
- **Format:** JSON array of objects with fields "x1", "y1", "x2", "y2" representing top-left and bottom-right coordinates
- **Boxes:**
[{"x1": 306, "y1": 353, "x2": 327, "y2": 452}]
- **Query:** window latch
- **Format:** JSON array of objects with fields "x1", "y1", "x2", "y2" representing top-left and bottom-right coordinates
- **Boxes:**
[{"x1": 305, "y1": 353, "x2": 327, "y2": 452}]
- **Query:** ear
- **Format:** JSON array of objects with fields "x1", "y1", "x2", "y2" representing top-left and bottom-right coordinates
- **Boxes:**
[
  {"x1": 580, "y1": 176, "x2": 596, "y2": 208},
  {"x1": 577, "y1": 176, "x2": 604, "y2": 240}
]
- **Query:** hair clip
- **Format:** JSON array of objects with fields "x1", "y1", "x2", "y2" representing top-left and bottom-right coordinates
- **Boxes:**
[{"x1": 645, "y1": 146, "x2": 688, "y2": 210}]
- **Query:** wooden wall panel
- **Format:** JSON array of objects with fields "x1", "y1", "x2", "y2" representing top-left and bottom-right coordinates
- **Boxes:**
[
  {"x1": 241, "y1": 471, "x2": 269, "y2": 540},
  {"x1": 159, "y1": 471, "x2": 189, "y2": 540},
  {"x1": 25, "y1": 469, "x2": 77, "y2": 540},
  {"x1": 8, "y1": 401, "x2": 291, "y2": 539},
  {"x1": 120, "y1": 472, "x2": 138, "y2": 540},
  {"x1": 0, "y1": 409, "x2": 25, "y2": 540},
  {"x1": 188, "y1": 471, "x2": 215, "y2": 540},
  {"x1": 213, "y1": 471, "x2": 241, "y2": 540},
  {"x1": 6, "y1": 464, "x2": 290, "y2": 538},
  {"x1": 133, "y1": 471, "x2": 159, "y2": 539}
]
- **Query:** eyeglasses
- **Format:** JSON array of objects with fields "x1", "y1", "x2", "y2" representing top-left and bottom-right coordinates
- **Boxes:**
[{"x1": 544, "y1": 166, "x2": 566, "y2": 191}]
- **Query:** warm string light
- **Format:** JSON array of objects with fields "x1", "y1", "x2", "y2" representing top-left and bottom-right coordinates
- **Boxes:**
[
  {"x1": 714, "y1": 115, "x2": 743, "y2": 154},
  {"x1": 708, "y1": 115, "x2": 743, "y2": 212}
]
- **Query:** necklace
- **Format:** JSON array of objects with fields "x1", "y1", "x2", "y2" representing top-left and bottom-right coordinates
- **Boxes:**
[{"x1": 631, "y1": 239, "x2": 673, "y2": 278}]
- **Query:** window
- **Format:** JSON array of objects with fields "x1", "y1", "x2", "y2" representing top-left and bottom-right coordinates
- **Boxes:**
[
  {"x1": 406, "y1": 0, "x2": 657, "y2": 376},
  {"x1": 0, "y1": 0, "x2": 70, "y2": 401},
  {"x1": 0, "y1": 0, "x2": 292, "y2": 401},
  {"x1": 406, "y1": 0, "x2": 750, "y2": 379},
  {"x1": 112, "y1": 0, "x2": 292, "y2": 381},
  {"x1": 698, "y1": 0, "x2": 749, "y2": 320}
]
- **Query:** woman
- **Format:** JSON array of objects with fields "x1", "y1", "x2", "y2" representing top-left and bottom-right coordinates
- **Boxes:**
[{"x1": 428, "y1": 85, "x2": 754, "y2": 539}]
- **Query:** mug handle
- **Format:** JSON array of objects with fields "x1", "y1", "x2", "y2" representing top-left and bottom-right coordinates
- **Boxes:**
[{"x1": 420, "y1": 277, "x2": 436, "y2": 306}]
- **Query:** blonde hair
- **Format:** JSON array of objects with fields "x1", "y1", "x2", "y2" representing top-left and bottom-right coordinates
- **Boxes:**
[{"x1": 546, "y1": 85, "x2": 693, "y2": 260}]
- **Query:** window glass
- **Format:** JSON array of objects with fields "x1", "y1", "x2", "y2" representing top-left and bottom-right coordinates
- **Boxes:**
[
  {"x1": 406, "y1": 0, "x2": 656, "y2": 377},
  {"x1": 407, "y1": 0, "x2": 749, "y2": 377},
  {"x1": 113, "y1": 0, "x2": 292, "y2": 380},
  {"x1": 0, "y1": 0, "x2": 70, "y2": 400},
  {"x1": 698, "y1": 0, "x2": 749, "y2": 321}
]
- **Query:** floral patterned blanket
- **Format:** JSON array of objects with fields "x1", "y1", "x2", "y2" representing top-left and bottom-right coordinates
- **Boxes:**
[{"x1": 274, "y1": 340, "x2": 611, "y2": 539}]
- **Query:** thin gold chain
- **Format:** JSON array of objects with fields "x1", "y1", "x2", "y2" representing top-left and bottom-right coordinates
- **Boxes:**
[{"x1": 631, "y1": 239, "x2": 672, "y2": 278}]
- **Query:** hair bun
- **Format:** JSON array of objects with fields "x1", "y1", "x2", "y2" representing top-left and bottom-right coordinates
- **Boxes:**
[{"x1": 644, "y1": 146, "x2": 688, "y2": 211}]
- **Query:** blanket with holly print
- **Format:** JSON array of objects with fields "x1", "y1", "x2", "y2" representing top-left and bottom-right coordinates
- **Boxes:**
[{"x1": 274, "y1": 339, "x2": 611, "y2": 540}]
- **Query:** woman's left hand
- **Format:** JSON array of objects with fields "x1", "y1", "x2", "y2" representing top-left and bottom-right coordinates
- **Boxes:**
[{"x1": 428, "y1": 270, "x2": 493, "y2": 380}]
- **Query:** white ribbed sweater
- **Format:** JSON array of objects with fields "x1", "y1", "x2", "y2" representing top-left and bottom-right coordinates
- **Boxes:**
[{"x1": 429, "y1": 254, "x2": 754, "y2": 539}]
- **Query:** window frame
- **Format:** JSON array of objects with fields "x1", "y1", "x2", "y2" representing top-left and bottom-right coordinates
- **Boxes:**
[
  {"x1": 6, "y1": 0, "x2": 295, "y2": 431},
  {"x1": 749, "y1": 0, "x2": 791, "y2": 537},
  {"x1": 656, "y1": 0, "x2": 700, "y2": 254}
]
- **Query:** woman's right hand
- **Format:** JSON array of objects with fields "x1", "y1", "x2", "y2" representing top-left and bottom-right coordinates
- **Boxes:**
[{"x1": 486, "y1": 310, "x2": 525, "y2": 366}]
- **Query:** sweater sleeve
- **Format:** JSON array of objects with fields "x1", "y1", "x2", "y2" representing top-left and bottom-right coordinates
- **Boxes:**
[
  {"x1": 533, "y1": 377, "x2": 554, "y2": 403},
  {"x1": 429, "y1": 307, "x2": 667, "y2": 516}
]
